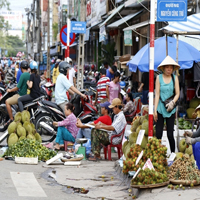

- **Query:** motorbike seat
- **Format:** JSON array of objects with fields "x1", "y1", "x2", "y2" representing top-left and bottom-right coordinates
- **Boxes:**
[{"x1": 41, "y1": 100, "x2": 63, "y2": 112}]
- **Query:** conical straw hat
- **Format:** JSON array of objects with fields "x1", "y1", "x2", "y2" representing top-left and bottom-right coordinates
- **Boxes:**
[{"x1": 157, "y1": 55, "x2": 180, "y2": 72}]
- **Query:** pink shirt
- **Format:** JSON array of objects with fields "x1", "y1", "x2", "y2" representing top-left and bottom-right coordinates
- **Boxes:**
[
  {"x1": 108, "y1": 81, "x2": 121, "y2": 103},
  {"x1": 57, "y1": 113, "x2": 79, "y2": 138}
]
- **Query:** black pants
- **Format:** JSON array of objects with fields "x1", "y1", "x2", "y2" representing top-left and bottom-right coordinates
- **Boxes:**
[
  {"x1": 156, "y1": 112, "x2": 175, "y2": 153},
  {"x1": 18, "y1": 94, "x2": 34, "y2": 112}
]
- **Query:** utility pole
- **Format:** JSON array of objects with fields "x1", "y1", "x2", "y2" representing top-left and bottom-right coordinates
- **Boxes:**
[
  {"x1": 77, "y1": 0, "x2": 86, "y2": 89},
  {"x1": 36, "y1": 0, "x2": 41, "y2": 72},
  {"x1": 47, "y1": 0, "x2": 50, "y2": 82}
]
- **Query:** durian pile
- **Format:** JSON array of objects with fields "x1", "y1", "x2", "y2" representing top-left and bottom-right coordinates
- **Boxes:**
[
  {"x1": 168, "y1": 154, "x2": 200, "y2": 186},
  {"x1": 4, "y1": 139, "x2": 57, "y2": 161},
  {"x1": 123, "y1": 138, "x2": 169, "y2": 185},
  {"x1": 178, "y1": 138, "x2": 193, "y2": 157},
  {"x1": 7, "y1": 110, "x2": 42, "y2": 147},
  {"x1": 131, "y1": 168, "x2": 168, "y2": 186},
  {"x1": 123, "y1": 114, "x2": 155, "y2": 158}
]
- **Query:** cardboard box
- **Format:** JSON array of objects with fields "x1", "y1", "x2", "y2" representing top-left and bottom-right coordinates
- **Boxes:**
[{"x1": 15, "y1": 156, "x2": 38, "y2": 165}]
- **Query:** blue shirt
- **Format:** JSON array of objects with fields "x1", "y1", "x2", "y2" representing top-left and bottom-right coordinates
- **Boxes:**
[
  {"x1": 55, "y1": 73, "x2": 72, "y2": 105},
  {"x1": 106, "y1": 68, "x2": 114, "y2": 81},
  {"x1": 157, "y1": 74, "x2": 176, "y2": 118},
  {"x1": 16, "y1": 68, "x2": 22, "y2": 83}
]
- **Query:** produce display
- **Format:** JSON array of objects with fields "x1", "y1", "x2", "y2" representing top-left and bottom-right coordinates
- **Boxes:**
[
  {"x1": 4, "y1": 139, "x2": 56, "y2": 161},
  {"x1": 7, "y1": 111, "x2": 42, "y2": 146},
  {"x1": 187, "y1": 98, "x2": 200, "y2": 119},
  {"x1": 168, "y1": 154, "x2": 200, "y2": 186},
  {"x1": 178, "y1": 138, "x2": 193, "y2": 156},
  {"x1": 177, "y1": 118, "x2": 192, "y2": 130}
]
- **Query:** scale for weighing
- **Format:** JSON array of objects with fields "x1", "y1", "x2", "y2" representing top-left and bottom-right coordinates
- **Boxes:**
[{"x1": 76, "y1": 138, "x2": 88, "y2": 160}]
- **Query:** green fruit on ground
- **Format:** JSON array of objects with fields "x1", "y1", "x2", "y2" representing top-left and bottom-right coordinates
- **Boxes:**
[
  {"x1": 19, "y1": 136, "x2": 26, "y2": 140},
  {"x1": 16, "y1": 122, "x2": 22, "y2": 129},
  {"x1": 124, "y1": 142, "x2": 131, "y2": 158},
  {"x1": 21, "y1": 110, "x2": 30, "y2": 123},
  {"x1": 190, "y1": 154, "x2": 195, "y2": 162},
  {"x1": 23, "y1": 121, "x2": 32, "y2": 134},
  {"x1": 30, "y1": 123, "x2": 35, "y2": 130},
  {"x1": 35, "y1": 133, "x2": 42, "y2": 143},
  {"x1": 14, "y1": 112, "x2": 22, "y2": 122},
  {"x1": 141, "y1": 136, "x2": 148, "y2": 149},
  {"x1": 179, "y1": 139, "x2": 187, "y2": 153},
  {"x1": 27, "y1": 133, "x2": 36, "y2": 140},
  {"x1": 185, "y1": 145, "x2": 193, "y2": 155},
  {"x1": 131, "y1": 119, "x2": 139, "y2": 132},
  {"x1": 122, "y1": 141, "x2": 129, "y2": 153},
  {"x1": 186, "y1": 108, "x2": 195, "y2": 119},
  {"x1": 141, "y1": 121, "x2": 149, "y2": 136},
  {"x1": 8, "y1": 121, "x2": 17, "y2": 134},
  {"x1": 129, "y1": 132, "x2": 137, "y2": 144},
  {"x1": 189, "y1": 98, "x2": 200, "y2": 109},
  {"x1": 136, "y1": 125, "x2": 142, "y2": 135},
  {"x1": 175, "y1": 152, "x2": 183, "y2": 159},
  {"x1": 8, "y1": 133, "x2": 18, "y2": 146},
  {"x1": 17, "y1": 126, "x2": 26, "y2": 137}
]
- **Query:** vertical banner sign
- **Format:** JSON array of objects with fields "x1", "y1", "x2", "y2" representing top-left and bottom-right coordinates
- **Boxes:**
[
  {"x1": 99, "y1": 25, "x2": 106, "y2": 42},
  {"x1": 124, "y1": 30, "x2": 132, "y2": 46},
  {"x1": 157, "y1": 0, "x2": 187, "y2": 21}
]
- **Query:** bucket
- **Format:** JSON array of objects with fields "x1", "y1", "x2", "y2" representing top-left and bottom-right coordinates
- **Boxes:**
[{"x1": 187, "y1": 88, "x2": 195, "y2": 101}]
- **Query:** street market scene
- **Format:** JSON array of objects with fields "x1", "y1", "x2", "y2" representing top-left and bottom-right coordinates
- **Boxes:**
[{"x1": 2, "y1": 0, "x2": 200, "y2": 199}]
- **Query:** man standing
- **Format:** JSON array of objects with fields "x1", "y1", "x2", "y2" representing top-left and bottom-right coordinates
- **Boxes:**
[
  {"x1": 88, "y1": 98, "x2": 126, "y2": 161},
  {"x1": 55, "y1": 61, "x2": 86, "y2": 113},
  {"x1": 138, "y1": 72, "x2": 149, "y2": 105},
  {"x1": 95, "y1": 68, "x2": 110, "y2": 105},
  {"x1": 68, "y1": 58, "x2": 76, "y2": 87},
  {"x1": 5, "y1": 61, "x2": 30, "y2": 123},
  {"x1": 76, "y1": 101, "x2": 112, "y2": 139},
  {"x1": 106, "y1": 65, "x2": 117, "y2": 81}
]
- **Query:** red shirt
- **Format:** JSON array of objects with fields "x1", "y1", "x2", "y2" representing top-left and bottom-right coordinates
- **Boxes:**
[{"x1": 94, "y1": 115, "x2": 112, "y2": 125}]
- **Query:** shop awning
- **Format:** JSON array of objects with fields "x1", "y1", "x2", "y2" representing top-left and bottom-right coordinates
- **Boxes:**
[
  {"x1": 161, "y1": 13, "x2": 200, "y2": 39},
  {"x1": 125, "y1": 0, "x2": 148, "y2": 7},
  {"x1": 123, "y1": 20, "x2": 149, "y2": 31},
  {"x1": 107, "y1": 10, "x2": 143, "y2": 28},
  {"x1": 99, "y1": 4, "x2": 124, "y2": 27}
]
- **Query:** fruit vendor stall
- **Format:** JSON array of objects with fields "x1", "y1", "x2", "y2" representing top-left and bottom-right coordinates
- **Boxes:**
[{"x1": 119, "y1": 114, "x2": 200, "y2": 198}]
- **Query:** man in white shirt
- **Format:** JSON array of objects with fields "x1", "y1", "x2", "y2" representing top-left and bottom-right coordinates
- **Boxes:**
[{"x1": 67, "y1": 58, "x2": 76, "y2": 87}]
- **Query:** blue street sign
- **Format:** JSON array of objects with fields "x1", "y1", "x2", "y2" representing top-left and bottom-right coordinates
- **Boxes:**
[
  {"x1": 71, "y1": 21, "x2": 86, "y2": 34},
  {"x1": 157, "y1": 0, "x2": 187, "y2": 21}
]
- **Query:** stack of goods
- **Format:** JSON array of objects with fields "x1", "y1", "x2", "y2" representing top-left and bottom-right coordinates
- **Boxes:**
[
  {"x1": 4, "y1": 139, "x2": 56, "y2": 161},
  {"x1": 123, "y1": 137, "x2": 169, "y2": 185},
  {"x1": 7, "y1": 111, "x2": 42, "y2": 147},
  {"x1": 177, "y1": 118, "x2": 192, "y2": 130},
  {"x1": 178, "y1": 139, "x2": 193, "y2": 159},
  {"x1": 168, "y1": 154, "x2": 200, "y2": 186}
]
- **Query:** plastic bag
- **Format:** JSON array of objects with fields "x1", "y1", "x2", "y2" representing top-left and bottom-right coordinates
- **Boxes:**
[{"x1": 83, "y1": 139, "x2": 91, "y2": 155}]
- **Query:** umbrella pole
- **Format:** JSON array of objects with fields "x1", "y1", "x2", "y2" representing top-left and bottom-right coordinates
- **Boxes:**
[
  {"x1": 166, "y1": 34, "x2": 168, "y2": 56},
  {"x1": 175, "y1": 34, "x2": 180, "y2": 151}
]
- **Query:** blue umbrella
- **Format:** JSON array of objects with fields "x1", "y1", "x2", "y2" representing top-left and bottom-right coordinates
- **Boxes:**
[{"x1": 127, "y1": 36, "x2": 200, "y2": 72}]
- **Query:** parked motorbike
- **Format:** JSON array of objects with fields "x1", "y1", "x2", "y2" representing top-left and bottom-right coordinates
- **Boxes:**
[
  {"x1": 33, "y1": 89, "x2": 98, "y2": 142},
  {"x1": 40, "y1": 80, "x2": 55, "y2": 101}
]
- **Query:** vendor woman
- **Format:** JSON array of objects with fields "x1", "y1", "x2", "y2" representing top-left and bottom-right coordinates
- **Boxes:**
[{"x1": 185, "y1": 105, "x2": 200, "y2": 169}]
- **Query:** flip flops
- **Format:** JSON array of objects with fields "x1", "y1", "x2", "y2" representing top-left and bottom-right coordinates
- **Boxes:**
[{"x1": 88, "y1": 155, "x2": 102, "y2": 161}]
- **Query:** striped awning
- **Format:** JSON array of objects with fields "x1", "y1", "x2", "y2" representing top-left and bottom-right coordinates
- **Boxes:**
[{"x1": 161, "y1": 13, "x2": 200, "y2": 39}]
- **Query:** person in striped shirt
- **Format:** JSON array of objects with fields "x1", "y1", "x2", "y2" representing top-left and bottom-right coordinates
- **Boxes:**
[{"x1": 95, "y1": 68, "x2": 110, "y2": 104}]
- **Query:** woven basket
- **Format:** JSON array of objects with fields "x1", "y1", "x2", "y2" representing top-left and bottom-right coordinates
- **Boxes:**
[
  {"x1": 131, "y1": 181, "x2": 169, "y2": 189},
  {"x1": 169, "y1": 179, "x2": 200, "y2": 186}
]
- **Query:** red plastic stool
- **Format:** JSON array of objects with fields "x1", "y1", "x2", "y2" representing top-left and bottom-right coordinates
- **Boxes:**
[{"x1": 64, "y1": 141, "x2": 74, "y2": 151}]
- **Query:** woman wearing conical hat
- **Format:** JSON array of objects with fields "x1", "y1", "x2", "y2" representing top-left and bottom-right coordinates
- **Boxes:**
[{"x1": 154, "y1": 56, "x2": 180, "y2": 153}]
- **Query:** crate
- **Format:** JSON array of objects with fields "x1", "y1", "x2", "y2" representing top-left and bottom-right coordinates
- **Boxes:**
[{"x1": 15, "y1": 156, "x2": 38, "y2": 165}]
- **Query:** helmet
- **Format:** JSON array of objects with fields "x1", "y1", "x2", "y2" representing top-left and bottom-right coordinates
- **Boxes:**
[
  {"x1": 59, "y1": 61, "x2": 71, "y2": 75},
  {"x1": 20, "y1": 60, "x2": 29, "y2": 69},
  {"x1": 120, "y1": 81, "x2": 126, "y2": 89},
  {"x1": 30, "y1": 61, "x2": 38, "y2": 70}
]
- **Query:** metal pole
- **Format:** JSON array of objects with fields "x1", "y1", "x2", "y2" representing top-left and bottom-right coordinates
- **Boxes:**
[
  {"x1": 148, "y1": 0, "x2": 155, "y2": 138},
  {"x1": 65, "y1": 18, "x2": 70, "y2": 62},
  {"x1": 46, "y1": 0, "x2": 50, "y2": 82},
  {"x1": 165, "y1": 34, "x2": 168, "y2": 56}
]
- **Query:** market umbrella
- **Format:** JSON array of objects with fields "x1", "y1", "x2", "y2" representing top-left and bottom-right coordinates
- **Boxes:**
[{"x1": 127, "y1": 36, "x2": 200, "y2": 72}]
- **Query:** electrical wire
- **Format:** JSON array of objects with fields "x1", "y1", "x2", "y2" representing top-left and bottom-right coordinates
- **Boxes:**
[
  {"x1": 110, "y1": 0, "x2": 149, "y2": 39},
  {"x1": 136, "y1": 0, "x2": 150, "y2": 13}
]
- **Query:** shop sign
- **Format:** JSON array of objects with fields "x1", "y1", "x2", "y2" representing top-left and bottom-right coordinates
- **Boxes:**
[
  {"x1": 86, "y1": 0, "x2": 92, "y2": 26},
  {"x1": 124, "y1": 30, "x2": 132, "y2": 46},
  {"x1": 84, "y1": 28, "x2": 90, "y2": 41},
  {"x1": 157, "y1": 0, "x2": 187, "y2": 21},
  {"x1": 99, "y1": 25, "x2": 106, "y2": 42}
]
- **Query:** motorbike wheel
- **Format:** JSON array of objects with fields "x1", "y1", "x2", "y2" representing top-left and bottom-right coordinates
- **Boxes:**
[
  {"x1": 34, "y1": 113, "x2": 56, "y2": 143},
  {"x1": 0, "y1": 112, "x2": 9, "y2": 132}
]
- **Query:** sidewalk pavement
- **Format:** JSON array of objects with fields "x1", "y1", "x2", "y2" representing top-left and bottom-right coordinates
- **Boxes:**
[{"x1": 42, "y1": 152, "x2": 200, "y2": 200}]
